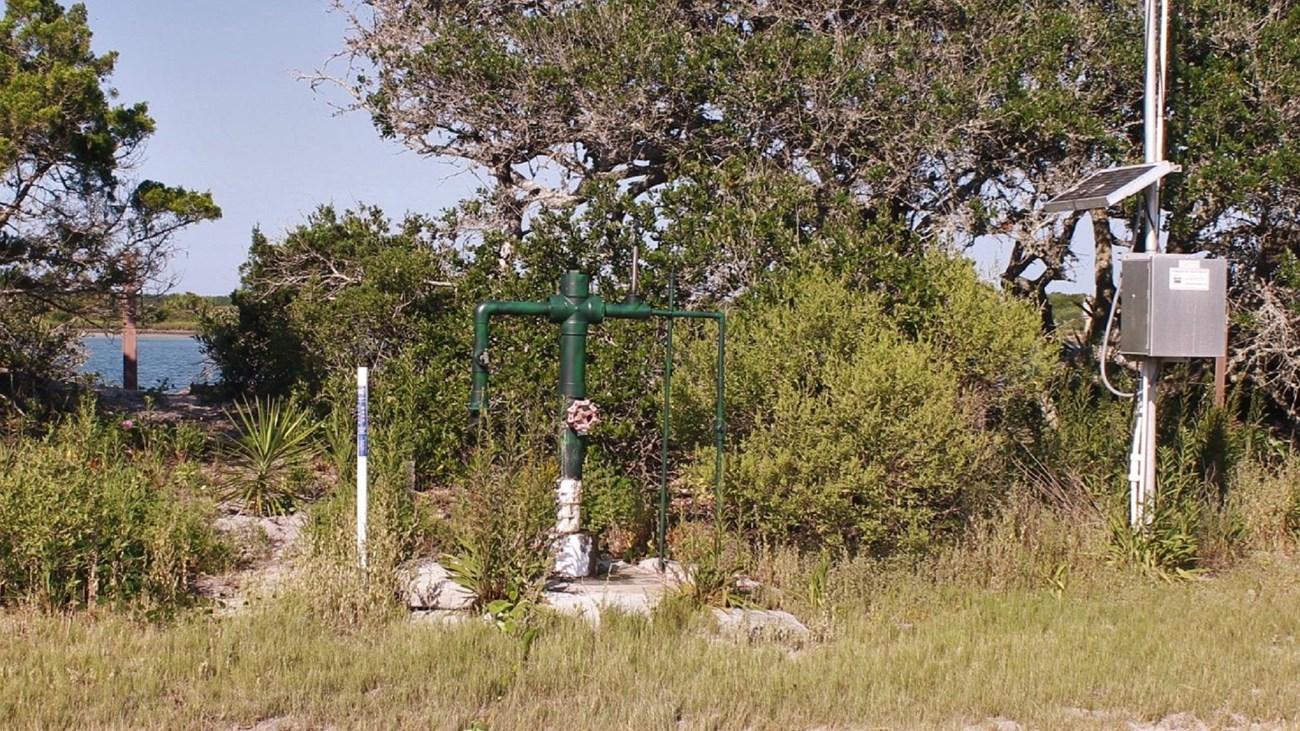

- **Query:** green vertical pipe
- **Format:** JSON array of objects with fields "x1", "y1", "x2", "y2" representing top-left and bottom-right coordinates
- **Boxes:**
[
  {"x1": 558, "y1": 271, "x2": 591, "y2": 482},
  {"x1": 658, "y1": 274, "x2": 675, "y2": 570},
  {"x1": 713, "y1": 313, "x2": 726, "y2": 549},
  {"x1": 647, "y1": 307, "x2": 726, "y2": 558}
]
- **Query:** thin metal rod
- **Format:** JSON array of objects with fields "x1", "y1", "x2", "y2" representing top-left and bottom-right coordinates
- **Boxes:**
[
  {"x1": 1130, "y1": 0, "x2": 1170, "y2": 528},
  {"x1": 1144, "y1": 360, "x2": 1160, "y2": 517},
  {"x1": 657, "y1": 274, "x2": 675, "y2": 571},
  {"x1": 630, "y1": 245, "x2": 640, "y2": 300},
  {"x1": 712, "y1": 314, "x2": 726, "y2": 552},
  {"x1": 649, "y1": 306, "x2": 727, "y2": 558}
]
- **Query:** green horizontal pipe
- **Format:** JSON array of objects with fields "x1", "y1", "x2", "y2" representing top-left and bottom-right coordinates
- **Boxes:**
[
  {"x1": 471, "y1": 295, "x2": 661, "y2": 413},
  {"x1": 604, "y1": 301, "x2": 654, "y2": 320}
]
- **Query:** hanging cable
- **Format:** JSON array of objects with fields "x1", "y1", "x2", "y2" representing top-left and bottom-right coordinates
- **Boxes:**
[
  {"x1": 1099, "y1": 285, "x2": 1134, "y2": 399},
  {"x1": 1098, "y1": 207, "x2": 1143, "y2": 399}
]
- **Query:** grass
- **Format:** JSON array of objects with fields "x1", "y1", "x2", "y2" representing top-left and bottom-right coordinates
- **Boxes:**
[{"x1": 3, "y1": 555, "x2": 1300, "y2": 730}]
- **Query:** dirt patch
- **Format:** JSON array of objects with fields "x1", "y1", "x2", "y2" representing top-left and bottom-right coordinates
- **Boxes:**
[{"x1": 197, "y1": 513, "x2": 306, "y2": 616}]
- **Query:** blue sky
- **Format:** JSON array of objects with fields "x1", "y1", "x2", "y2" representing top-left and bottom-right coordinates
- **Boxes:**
[
  {"x1": 74, "y1": 1, "x2": 1095, "y2": 297},
  {"x1": 77, "y1": 1, "x2": 478, "y2": 295}
]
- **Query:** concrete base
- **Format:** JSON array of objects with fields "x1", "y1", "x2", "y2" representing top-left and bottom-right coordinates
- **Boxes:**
[{"x1": 552, "y1": 533, "x2": 596, "y2": 578}]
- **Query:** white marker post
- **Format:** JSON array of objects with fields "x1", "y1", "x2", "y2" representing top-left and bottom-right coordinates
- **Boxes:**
[{"x1": 357, "y1": 366, "x2": 370, "y2": 570}]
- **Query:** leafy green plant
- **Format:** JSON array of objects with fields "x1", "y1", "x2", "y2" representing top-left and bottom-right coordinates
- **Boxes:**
[
  {"x1": 321, "y1": 392, "x2": 356, "y2": 482},
  {"x1": 0, "y1": 399, "x2": 225, "y2": 608},
  {"x1": 798, "y1": 552, "x2": 832, "y2": 613},
  {"x1": 581, "y1": 453, "x2": 651, "y2": 558},
  {"x1": 486, "y1": 585, "x2": 541, "y2": 658},
  {"x1": 444, "y1": 422, "x2": 554, "y2": 607},
  {"x1": 687, "y1": 269, "x2": 1047, "y2": 553},
  {"x1": 680, "y1": 550, "x2": 752, "y2": 608},
  {"x1": 219, "y1": 396, "x2": 321, "y2": 516},
  {"x1": 1109, "y1": 509, "x2": 1202, "y2": 580}
]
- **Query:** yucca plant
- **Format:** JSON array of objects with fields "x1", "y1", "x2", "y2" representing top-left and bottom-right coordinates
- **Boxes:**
[{"x1": 220, "y1": 396, "x2": 322, "y2": 516}]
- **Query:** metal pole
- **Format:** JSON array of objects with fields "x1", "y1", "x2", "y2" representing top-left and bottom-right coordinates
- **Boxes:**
[
  {"x1": 658, "y1": 274, "x2": 675, "y2": 571},
  {"x1": 555, "y1": 271, "x2": 595, "y2": 578},
  {"x1": 1130, "y1": 0, "x2": 1170, "y2": 528}
]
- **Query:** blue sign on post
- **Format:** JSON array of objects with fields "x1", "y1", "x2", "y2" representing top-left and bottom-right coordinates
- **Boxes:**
[{"x1": 357, "y1": 372, "x2": 369, "y2": 458}]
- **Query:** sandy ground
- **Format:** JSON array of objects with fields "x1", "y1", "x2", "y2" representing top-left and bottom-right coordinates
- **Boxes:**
[{"x1": 92, "y1": 384, "x2": 227, "y2": 427}]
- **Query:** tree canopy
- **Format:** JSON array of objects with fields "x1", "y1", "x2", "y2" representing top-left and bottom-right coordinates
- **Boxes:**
[
  {"x1": 325, "y1": 0, "x2": 1300, "y2": 423},
  {"x1": 0, "y1": 0, "x2": 220, "y2": 311}
]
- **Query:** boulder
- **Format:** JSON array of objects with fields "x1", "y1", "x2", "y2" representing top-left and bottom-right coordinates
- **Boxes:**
[
  {"x1": 400, "y1": 559, "x2": 475, "y2": 610},
  {"x1": 711, "y1": 608, "x2": 810, "y2": 642}
]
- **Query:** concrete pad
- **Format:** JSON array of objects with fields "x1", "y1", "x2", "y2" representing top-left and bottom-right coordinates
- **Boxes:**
[{"x1": 543, "y1": 559, "x2": 686, "y2": 622}]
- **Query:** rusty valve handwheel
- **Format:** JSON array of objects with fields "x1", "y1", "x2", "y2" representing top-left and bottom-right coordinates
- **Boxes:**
[{"x1": 564, "y1": 399, "x2": 600, "y2": 435}]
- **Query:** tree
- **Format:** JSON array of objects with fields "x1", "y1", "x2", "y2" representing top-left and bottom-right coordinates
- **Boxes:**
[
  {"x1": 325, "y1": 1, "x2": 1135, "y2": 302},
  {"x1": 201, "y1": 206, "x2": 475, "y2": 478},
  {"x1": 0, "y1": 0, "x2": 219, "y2": 396},
  {"x1": 326, "y1": 0, "x2": 1300, "y2": 428}
]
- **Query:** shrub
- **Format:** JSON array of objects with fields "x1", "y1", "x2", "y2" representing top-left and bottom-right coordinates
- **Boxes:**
[
  {"x1": 581, "y1": 451, "x2": 652, "y2": 558},
  {"x1": 686, "y1": 267, "x2": 1050, "y2": 554},
  {"x1": 218, "y1": 396, "x2": 322, "y2": 516},
  {"x1": 0, "y1": 299, "x2": 82, "y2": 415},
  {"x1": 0, "y1": 401, "x2": 224, "y2": 608}
]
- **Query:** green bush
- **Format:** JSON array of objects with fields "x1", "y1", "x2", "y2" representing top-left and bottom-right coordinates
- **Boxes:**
[
  {"x1": 0, "y1": 298, "x2": 82, "y2": 414},
  {"x1": 581, "y1": 451, "x2": 652, "y2": 558},
  {"x1": 0, "y1": 402, "x2": 225, "y2": 608},
  {"x1": 687, "y1": 266, "x2": 1050, "y2": 554},
  {"x1": 218, "y1": 396, "x2": 322, "y2": 516}
]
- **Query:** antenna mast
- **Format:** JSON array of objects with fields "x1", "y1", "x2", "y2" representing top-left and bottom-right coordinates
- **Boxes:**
[{"x1": 1129, "y1": 0, "x2": 1172, "y2": 526}]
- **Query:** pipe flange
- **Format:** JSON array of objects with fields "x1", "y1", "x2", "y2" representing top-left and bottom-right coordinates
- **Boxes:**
[{"x1": 565, "y1": 399, "x2": 600, "y2": 435}]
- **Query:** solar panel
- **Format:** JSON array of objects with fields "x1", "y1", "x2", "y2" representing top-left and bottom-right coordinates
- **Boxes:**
[{"x1": 1043, "y1": 161, "x2": 1179, "y2": 213}]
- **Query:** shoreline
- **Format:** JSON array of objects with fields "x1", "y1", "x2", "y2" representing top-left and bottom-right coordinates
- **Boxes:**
[{"x1": 78, "y1": 329, "x2": 199, "y2": 338}]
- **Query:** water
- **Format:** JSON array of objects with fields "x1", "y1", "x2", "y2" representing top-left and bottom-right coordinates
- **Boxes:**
[{"x1": 79, "y1": 333, "x2": 215, "y2": 393}]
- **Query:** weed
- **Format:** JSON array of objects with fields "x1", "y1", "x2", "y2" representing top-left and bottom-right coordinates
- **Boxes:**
[
  {"x1": 1109, "y1": 510, "x2": 1202, "y2": 579},
  {"x1": 444, "y1": 423, "x2": 553, "y2": 607}
]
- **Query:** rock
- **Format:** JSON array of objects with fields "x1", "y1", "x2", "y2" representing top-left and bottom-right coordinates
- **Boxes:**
[
  {"x1": 711, "y1": 608, "x2": 810, "y2": 642},
  {"x1": 635, "y1": 557, "x2": 690, "y2": 583},
  {"x1": 213, "y1": 513, "x2": 303, "y2": 552},
  {"x1": 400, "y1": 559, "x2": 475, "y2": 610},
  {"x1": 259, "y1": 514, "x2": 305, "y2": 546}
]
